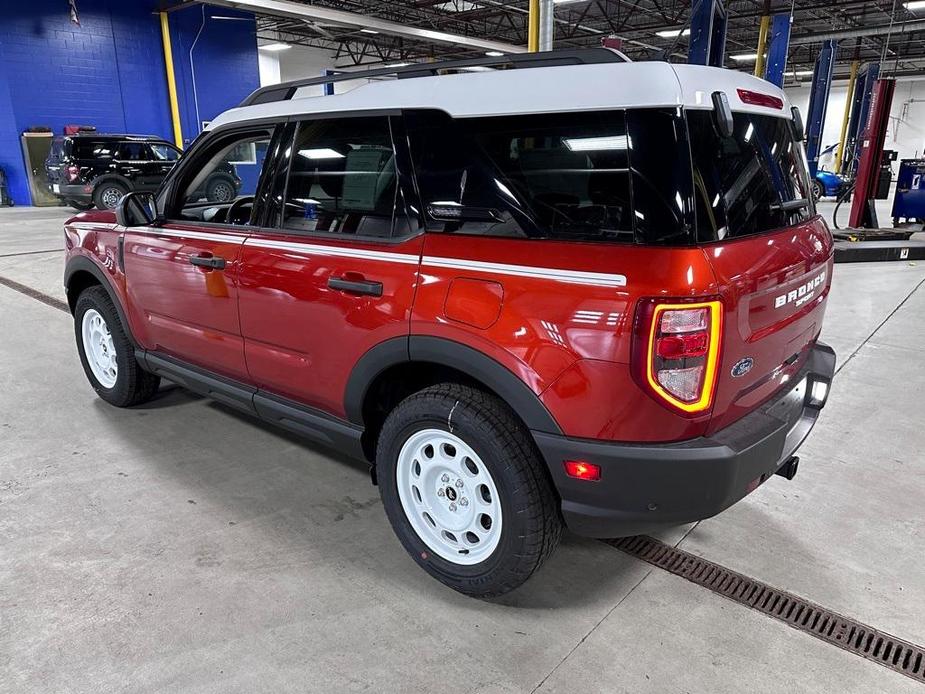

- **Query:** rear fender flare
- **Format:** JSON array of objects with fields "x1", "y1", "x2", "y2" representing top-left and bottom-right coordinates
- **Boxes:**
[
  {"x1": 344, "y1": 335, "x2": 563, "y2": 435},
  {"x1": 90, "y1": 173, "x2": 134, "y2": 193}
]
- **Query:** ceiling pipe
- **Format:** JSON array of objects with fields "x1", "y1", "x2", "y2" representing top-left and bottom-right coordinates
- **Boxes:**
[
  {"x1": 202, "y1": 0, "x2": 528, "y2": 54},
  {"x1": 538, "y1": 0, "x2": 554, "y2": 51},
  {"x1": 790, "y1": 19, "x2": 925, "y2": 45}
]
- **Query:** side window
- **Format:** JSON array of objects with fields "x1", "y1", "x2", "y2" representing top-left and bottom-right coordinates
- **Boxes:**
[
  {"x1": 169, "y1": 128, "x2": 274, "y2": 223},
  {"x1": 280, "y1": 116, "x2": 397, "y2": 238},
  {"x1": 406, "y1": 109, "x2": 635, "y2": 242},
  {"x1": 150, "y1": 143, "x2": 181, "y2": 162},
  {"x1": 118, "y1": 142, "x2": 149, "y2": 161}
]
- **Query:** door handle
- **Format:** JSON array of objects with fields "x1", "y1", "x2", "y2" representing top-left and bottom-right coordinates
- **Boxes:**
[
  {"x1": 328, "y1": 276, "x2": 383, "y2": 297},
  {"x1": 189, "y1": 253, "x2": 226, "y2": 270}
]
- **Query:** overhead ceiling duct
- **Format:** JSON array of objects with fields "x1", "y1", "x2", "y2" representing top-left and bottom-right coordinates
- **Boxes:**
[
  {"x1": 790, "y1": 19, "x2": 925, "y2": 45},
  {"x1": 203, "y1": 0, "x2": 528, "y2": 54}
]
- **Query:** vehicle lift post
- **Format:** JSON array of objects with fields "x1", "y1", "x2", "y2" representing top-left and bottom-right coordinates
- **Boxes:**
[
  {"x1": 763, "y1": 13, "x2": 792, "y2": 88},
  {"x1": 805, "y1": 40, "x2": 837, "y2": 178},
  {"x1": 840, "y1": 63, "x2": 880, "y2": 177},
  {"x1": 688, "y1": 0, "x2": 727, "y2": 67},
  {"x1": 832, "y1": 76, "x2": 925, "y2": 262},
  {"x1": 848, "y1": 78, "x2": 896, "y2": 229}
]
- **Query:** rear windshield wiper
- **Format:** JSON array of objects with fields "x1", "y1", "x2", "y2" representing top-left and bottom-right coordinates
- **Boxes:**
[{"x1": 770, "y1": 198, "x2": 810, "y2": 212}]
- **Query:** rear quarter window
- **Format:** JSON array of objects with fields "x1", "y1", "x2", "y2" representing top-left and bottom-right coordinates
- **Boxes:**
[
  {"x1": 74, "y1": 140, "x2": 118, "y2": 160},
  {"x1": 405, "y1": 108, "x2": 694, "y2": 245}
]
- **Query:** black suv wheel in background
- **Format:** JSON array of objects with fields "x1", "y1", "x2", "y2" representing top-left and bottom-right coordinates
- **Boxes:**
[{"x1": 94, "y1": 181, "x2": 128, "y2": 210}]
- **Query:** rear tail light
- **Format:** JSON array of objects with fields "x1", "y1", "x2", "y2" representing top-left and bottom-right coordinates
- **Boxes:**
[
  {"x1": 633, "y1": 299, "x2": 723, "y2": 414},
  {"x1": 66, "y1": 165, "x2": 79, "y2": 182}
]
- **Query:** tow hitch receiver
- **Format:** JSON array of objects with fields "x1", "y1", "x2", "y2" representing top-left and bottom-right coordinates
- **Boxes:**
[{"x1": 776, "y1": 456, "x2": 800, "y2": 481}]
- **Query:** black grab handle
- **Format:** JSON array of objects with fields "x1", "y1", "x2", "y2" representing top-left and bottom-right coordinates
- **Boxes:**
[
  {"x1": 327, "y1": 276, "x2": 383, "y2": 297},
  {"x1": 189, "y1": 255, "x2": 226, "y2": 270}
]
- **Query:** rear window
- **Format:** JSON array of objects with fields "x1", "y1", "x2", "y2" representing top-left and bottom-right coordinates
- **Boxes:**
[
  {"x1": 687, "y1": 111, "x2": 813, "y2": 242},
  {"x1": 48, "y1": 139, "x2": 65, "y2": 160},
  {"x1": 405, "y1": 108, "x2": 693, "y2": 245}
]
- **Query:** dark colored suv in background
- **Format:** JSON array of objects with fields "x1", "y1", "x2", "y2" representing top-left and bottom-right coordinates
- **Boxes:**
[{"x1": 45, "y1": 133, "x2": 240, "y2": 210}]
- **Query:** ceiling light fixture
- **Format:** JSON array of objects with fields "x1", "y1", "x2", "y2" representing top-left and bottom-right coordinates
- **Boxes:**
[
  {"x1": 656, "y1": 28, "x2": 690, "y2": 38},
  {"x1": 730, "y1": 53, "x2": 758, "y2": 62},
  {"x1": 259, "y1": 42, "x2": 291, "y2": 51},
  {"x1": 485, "y1": 50, "x2": 504, "y2": 56}
]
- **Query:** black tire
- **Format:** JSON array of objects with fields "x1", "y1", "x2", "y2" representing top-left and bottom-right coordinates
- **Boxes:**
[
  {"x1": 811, "y1": 179, "x2": 824, "y2": 201},
  {"x1": 74, "y1": 286, "x2": 160, "y2": 407},
  {"x1": 377, "y1": 383, "x2": 562, "y2": 598},
  {"x1": 93, "y1": 182, "x2": 128, "y2": 210},
  {"x1": 205, "y1": 176, "x2": 236, "y2": 203},
  {"x1": 67, "y1": 200, "x2": 94, "y2": 211}
]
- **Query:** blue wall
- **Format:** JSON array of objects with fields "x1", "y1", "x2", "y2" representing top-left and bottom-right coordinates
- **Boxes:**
[{"x1": 0, "y1": 1, "x2": 259, "y2": 205}]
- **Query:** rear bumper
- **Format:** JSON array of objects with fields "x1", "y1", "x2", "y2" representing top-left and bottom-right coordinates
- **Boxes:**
[
  {"x1": 48, "y1": 182, "x2": 92, "y2": 202},
  {"x1": 533, "y1": 341, "x2": 836, "y2": 538}
]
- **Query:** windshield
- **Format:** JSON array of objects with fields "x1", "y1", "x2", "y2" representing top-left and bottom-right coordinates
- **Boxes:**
[{"x1": 687, "y1": 111, "x2": 813, "y2": 242}]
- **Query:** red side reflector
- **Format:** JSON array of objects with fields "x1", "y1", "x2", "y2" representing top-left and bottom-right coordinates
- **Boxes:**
[
  {"x1": 737, "y1": 88, "x2": 784, "y2": 110},
  {"x1": 563, "y1": 460, "x2": 601, "y2": 482}
]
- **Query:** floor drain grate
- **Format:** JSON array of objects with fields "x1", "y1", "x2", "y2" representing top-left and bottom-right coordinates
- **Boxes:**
[
  {"x1": 608, "y1": 535, "x2": 925, "y2": 684},
  {"x1": 0, "y1": 275, "x2": 69, "y2": 313}
]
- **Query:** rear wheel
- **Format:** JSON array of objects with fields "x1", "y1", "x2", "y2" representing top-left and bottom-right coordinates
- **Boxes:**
[
  {"x1": 377, "y1": 383, "x2": 561, "y2": 598},
  {"x1": 67, "y1": 200, "x2": 94, "y2": 211},
  {"x1": 206, "y1": 176, "x2": 235, "y2": 203},
  {"x1": 74, "y1": 286, "x2": 160, "y2": 407},
  {"x1": 93, "y1": 182, "x2": 127, "y2": 210}
]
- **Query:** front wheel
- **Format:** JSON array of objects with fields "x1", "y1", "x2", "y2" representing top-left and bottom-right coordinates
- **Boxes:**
[
  {"x1": 811, "y1": 179, "x2": 824, "y2": 201},
  {"x1": 377, "y1": 384, "x2": 562, "y2": 598},
  {"x1": 74, "y1": 286, "x2": 160, "y2": 407}
]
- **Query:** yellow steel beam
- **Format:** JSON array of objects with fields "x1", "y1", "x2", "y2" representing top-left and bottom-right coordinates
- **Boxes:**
[
  {"x1": 834, "y1": 60, "x2": 860, "y2": 173},
  {"x1": 754, "y1": 15, "x2": 770, "y2": 78},
  {"x1": 159, "y1": 11, "x2": 184, "y2": 149},
  {"x1": 528, "y1": 0, "x2": 540, "y2": 52}
]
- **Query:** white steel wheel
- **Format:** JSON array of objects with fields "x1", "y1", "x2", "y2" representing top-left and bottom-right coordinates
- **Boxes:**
[
  {"x1": 396, "y1": 428, "x2": 503, "y2": 565},
  {"x1": 81, "y1": 308, "x2": 118, "y2": 388}
]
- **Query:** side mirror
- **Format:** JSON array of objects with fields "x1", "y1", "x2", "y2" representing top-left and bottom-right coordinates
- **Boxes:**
[
  {"x1": 791, "y1": 106, "x2": 805, "y2": 142},
  {"x1": 711, "y1": 91, "x2": 735, "y2": 138},
  {"x1": 116, "y1": 191, "x2": 157, "y2": 227}
]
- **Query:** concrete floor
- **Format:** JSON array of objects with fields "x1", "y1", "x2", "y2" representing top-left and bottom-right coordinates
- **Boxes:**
[{"x1": 1, "y1": 205, "x2": 923, "y2": 693}]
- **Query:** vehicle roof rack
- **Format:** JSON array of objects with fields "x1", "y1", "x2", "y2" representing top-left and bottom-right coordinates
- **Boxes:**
[{"x1": 239, "y1": 47, "x2": 630, "y2": 108}]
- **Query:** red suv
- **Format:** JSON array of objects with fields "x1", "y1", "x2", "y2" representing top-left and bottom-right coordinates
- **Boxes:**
[{"x1": 64, "y1": 50, "x2": 835, "y2": 597}]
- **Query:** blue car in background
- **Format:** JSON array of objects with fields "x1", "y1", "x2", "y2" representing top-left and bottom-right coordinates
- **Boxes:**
[
  {"x1": 811, "y1": 143, "x2": 849, "y2": 201},
  {"x1": 813, "y1": 169, "x2": 847, "y2": 200}
]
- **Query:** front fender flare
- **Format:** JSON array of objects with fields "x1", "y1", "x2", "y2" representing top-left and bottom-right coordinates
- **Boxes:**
[{"x1": 64, "y1": 255, "x2": 136, "y2": 346}]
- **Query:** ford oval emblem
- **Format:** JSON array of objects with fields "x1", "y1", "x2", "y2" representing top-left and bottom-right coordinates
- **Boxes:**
[{"x1": 731, "y1": 357, "x2": 754, "y2": 378}]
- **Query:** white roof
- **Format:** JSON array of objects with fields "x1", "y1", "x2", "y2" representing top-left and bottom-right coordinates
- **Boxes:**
[{"x1": 208, "y1": 61, "x2": 793, "y2": 130}]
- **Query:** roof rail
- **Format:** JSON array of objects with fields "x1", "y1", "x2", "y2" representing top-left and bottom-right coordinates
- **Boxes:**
[{"x1": 239, "y1": 48, "x2": 630, "y2": 108}]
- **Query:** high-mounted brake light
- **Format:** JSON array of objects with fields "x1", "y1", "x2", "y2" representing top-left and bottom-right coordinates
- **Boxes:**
[
  {"x1": 633, "y1": 299, "x2": 723, "y2": 414},
  {"x1": 737, "y1": 89, "x2": 784, "y2": 111}
]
